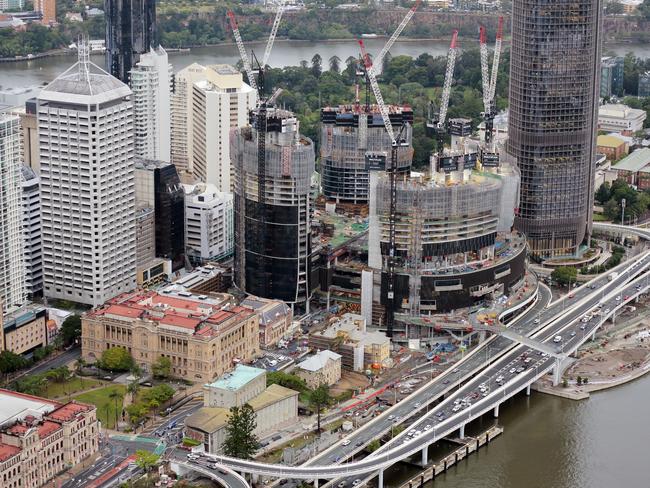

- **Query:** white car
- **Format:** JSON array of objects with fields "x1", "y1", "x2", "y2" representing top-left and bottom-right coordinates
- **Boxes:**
[
  {"x1": 424, "y1": 424, "x2": 432, "y2": 431},
  {"x1": 553, "y1": 335, "x2": 562, "y2": 343},
  {"x1": 534, "y1": 318, "x2": 540, "y2": 324},
  {"x1": 342, "y1": 439, "x2": 351, "y2": 446}
]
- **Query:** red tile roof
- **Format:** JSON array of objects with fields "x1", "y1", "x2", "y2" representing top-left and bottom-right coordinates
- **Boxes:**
[
  {"x1": 38, "y1": 420, "x2": 62, "y2": 438},
  {"x1": 158, "y1": 314, "x2": 201, "y2": 329},
  {"x1": 7, "y1": 424, "x2": 28, "y2": 435},
  {"x1": 103, "y1": 304, "x2": 145, "y2": 319},
  {"x1": 0, "y1": 443, "x2": 20, "y2": 462},
  {"x1": 48, "y1": 402, "x2": 92, "y2": 423}
]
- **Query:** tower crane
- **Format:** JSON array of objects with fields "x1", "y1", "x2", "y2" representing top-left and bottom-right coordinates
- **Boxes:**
[
  {"x1": 479, "y1": 17, "x2": 503, "y2": 146},
  {"x1": 359, "y1": 39, "x2": 409, "y2": 337},
  {"x1": 227, "y1": 3, "x2": 285, "y2": 297},
  {"x1": 427, "y1": 30, "x2": 458, "y2": 158}
]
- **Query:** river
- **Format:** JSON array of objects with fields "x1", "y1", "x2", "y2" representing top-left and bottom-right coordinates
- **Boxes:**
[
  {"x1": 383, "y1": 373, "x2": 650, "y2": 488},
  {"x1": 0, "y1": 38, "x2": 649, "y2": 90}
]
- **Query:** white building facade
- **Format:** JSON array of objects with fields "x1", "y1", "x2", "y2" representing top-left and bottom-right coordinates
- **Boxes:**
[
  {"x1": 183, "y1": 183, "x2": 233, "y2": 263},
  {"x1": 0, "y1": 110, "x2": 26, "y2": 312},
  {"x1": 21, "y1": 165, "x2": 43, "y2": 297},
  {"x1": 37, "y1": 59, "x2": 137, "y2": 307},
  {"x1": 598, "y1": 103, "x2": 647, "y2": 135},
  {"x1": 130, "y1": 46, "x2": 172, "y2": 162}
]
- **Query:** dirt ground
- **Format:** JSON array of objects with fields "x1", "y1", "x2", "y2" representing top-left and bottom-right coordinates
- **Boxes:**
[
  {"x1": 330, "y1": 371, "x2": 370, "y2": 396},
  {"x1": 567, "y1": 347, "x2": 650, "y2": 381}
]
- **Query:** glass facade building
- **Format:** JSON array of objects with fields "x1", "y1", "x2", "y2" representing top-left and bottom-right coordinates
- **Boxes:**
[{"x1": 507, "y1": 0, "x2": 603, "y2": 257}]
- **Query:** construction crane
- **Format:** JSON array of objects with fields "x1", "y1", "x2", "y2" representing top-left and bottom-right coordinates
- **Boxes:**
[
  {"x1": 359, "y1": 39, "x2": 409, "y2": 337},
  {"x1": 375, "y1": 0, "x2": 421, "y2": 72},
  {"x1": 227, "y1": 4, "x2": 285, "y2": 297},
  {"x1": 479, "y1": 18, "x2": 503, "y2": 146},
  {"x1": 428, "y1": 30, "x2": 458, "y2": 157}
]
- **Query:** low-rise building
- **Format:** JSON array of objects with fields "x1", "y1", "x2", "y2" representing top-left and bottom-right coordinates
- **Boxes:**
[
  {"x1": 81, "y1": 289, "x2": 259, "y2": 382},
  {"x1": 241, "y1": 296, "x2": 293, "y2": 348},
  {"x1": 598, "y1": 103, "x2": 647, "y2": 135},
  {"x1": 170, "y1": 265, "x2": 230, "y2": 295},
  {"x1": 296, "y1": 350, "x2": 342, "y2": 388},
  {"x1": 185, "y1": 366, "x2": 298, "y2": 453},
  {"x1": 0, "y1": 389, "x2": 99, "y2": 488},
  {"x1": 596, "y1": 134, "x2": 629, "y2": 161},
  {"x1": 611, "y1": 148, "x2": 650, "y2": 190},
  {"x1": 308, "y1": 314, "x2": 390, "y2": 372},
  {"x1": 2, "y1": 304, "x2": 47, "y2": 355}
]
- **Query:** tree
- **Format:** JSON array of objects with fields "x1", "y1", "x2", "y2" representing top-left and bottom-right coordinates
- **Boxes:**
[
  {"x1": 142, "y1": 384, "x2": 175, "y2": 405},
  {"x1": 604, "y1": 198, "x2": 620, "y2": 221},
  {"x1": 46, "y1": 366, "x2": 71, "y2": 383},
  {"x1": 308, "y1": 383, "x2": 331, "y2": 434},
  {"x1": 329, "y1": 55, "x2": 341, "y2": 73},
  {"x1": 74, "y1": 358, "x2": 86, "y2": 374},
  {"x1": 367, "y1": 439, "x2": 381, "y2": 452},
  {"x1": 134, "y1": 450, "x2": 159, "y2": 474},
  {"x1": 595, "y1": 182, "x2": 611, "y2": 205},
  {"x1": 15, "y1": 374, "x2": 46, "y2": 395},
  {"x1": 60, "y1": 315, "x2": 82, "y2": 347},
  {"x1": 126, "y1": 403, "x2": 148, "y2": 427},
  {"x1": 127, "y1": 380, "x2": 140, "y2": 401},
  {"x1": 223, "y1": 404, "x2": 259, "y2": 459},
  {"x1": 551, "y1": 266, "x2": 577, "y2": 287},
  {"x1": 151, "y1": 356, "x2": 172, "y2": 379},
  {"x1": 148, "y1": 399, "x2": 160, "y2": 420},
  {"x1": 266, "y1": 371, "x2": 308, "y2": 393},
  {"x1": 109, "y1": 389, "x2": 123, "y2": 429},
  {"x1": 576, "y1": 376, "x2": 583, "y2": 386},
  {"x1": 100, "y1": 347, "x2": 134, "y2": 372},
  {"x1": 311, "y1": 53, "x2": 322, "y2": 78},
  {"x1": 0, "y1": 350, "x2": 29, "y2": 375}
]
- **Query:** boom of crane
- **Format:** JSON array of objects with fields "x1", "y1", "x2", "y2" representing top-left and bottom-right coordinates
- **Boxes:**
[
  {"x1": 479, "y1": 18, "x2": 503, "y2": 146},
  {"x1": 359, "y1": 39, "x2": 409, "y2": 337},
  {"x1": 435, "y1": 30, "x2": 458, "y2": 157},
  {"x1": 375, "y1": 0, "x2": 421, "y2": 73}
]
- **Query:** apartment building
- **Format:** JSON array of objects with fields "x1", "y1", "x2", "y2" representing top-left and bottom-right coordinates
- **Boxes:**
[{"x1": 81, "y1": 289, "x2": 259, "y2": 382}]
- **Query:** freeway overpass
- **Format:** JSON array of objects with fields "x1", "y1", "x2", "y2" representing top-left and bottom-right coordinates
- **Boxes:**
[
  {"x1": 196, "y1": 251, "x2": 650, "y2": 482},
  {"x1": 593, "y1": 222, "x2": 650, "y2": 241}
]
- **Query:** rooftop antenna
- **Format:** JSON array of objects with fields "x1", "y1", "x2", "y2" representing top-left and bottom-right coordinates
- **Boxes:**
[{"x1": 77, "y1": 35, "x2": 92, "y2": 94}]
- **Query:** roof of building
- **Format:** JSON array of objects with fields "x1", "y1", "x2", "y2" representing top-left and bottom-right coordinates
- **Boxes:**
[
  {"x1": 599, "y1": 103, "x2": 647, "y2": 120},
  {"x1": 40, "y1": 58, "x2": 130, "y2": 104},
  {"x1": 0, "y1": 389, "x2": 61, "y2": 426},
  {"x1": 240, "y1": 297, "x2": 291, "y2": 326},
  {"x1": 47, "y1": 401, "x2": 93, "y2": 423},
  {"x1": 613, "y1": 148, "x2": 650, "y2": 172},
  {"x1": 0, "y1": 443, "x2": 20, "y2": 462},
  {"x1": 597, "y1": 134, "x2": 626, "y2": 148},
  {"x1": 186, "y1": 384, "x2": 297, "y2": 434},
  {"x1": 297, "y1": 350, "x2": 342, "y2": 372},
  {"x1": 205, "y1": 364, "x2": 265, "y2": 391}
]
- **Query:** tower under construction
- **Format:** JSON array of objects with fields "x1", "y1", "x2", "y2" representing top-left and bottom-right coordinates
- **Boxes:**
[
  {"x1": 232, "y1": 108, "x2": 316, "y2": 306},
  {"x1": 320, "y1": 105, "x2": 414, "y2": 205}
]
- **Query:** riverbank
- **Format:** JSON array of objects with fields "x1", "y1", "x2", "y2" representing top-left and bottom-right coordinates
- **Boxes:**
[{"x1": 535, "y1": 307, "x2": 650, "y2": 400}]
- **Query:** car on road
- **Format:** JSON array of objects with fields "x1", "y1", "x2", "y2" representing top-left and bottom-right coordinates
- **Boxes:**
[
  {"x1": 534, "y1": 318, "x2": 540, "y2": 324},
  {"x1": 516, "y1": 366, "x2": 525, "y2": 373},
  {"x1": 443, "y1": 379, "x2": 450, "y2": 384},
  {"x1": 496, "y1": 375, "x2": 504, "y2": 383},
  {"x1": 424, "y1": 424, "x2": 432, "y2": 430},
  {"x1": 355, "y1": 441, "x2": 363, "y2": 447},
  {"x1": 387, "y1": 415, "x2": 394, "y2": 421},
  {"x1": 553, "y1": 335, "x2": 562, "y2": 343},
  {"x1": 509, "y1": 368, "x2": 516, "y2": 374},
  {"x1": 580, "y1": 324, "x2": 586, "y2": 330},
  {"x1": 352, "y1": 479, "x2": 361, "y2": 486},
  {"x1": 570, "y1": 331, "x2": 576, "y2": 337},
  {"x1": 604, "y1": 309, "x2": 610, "y2": 314},
  {"x1": 338, "y1": 482, "x2": 346, "y2": 488},
  {"x1": 187, "y1": 454, "x2": 199, "y2": 460},
  {"x1": 342, "y1": 439, "x2": 351, "y2": 446},
  {"x1": 616, "y1": 296, "x2": 621, "y2": 301}
]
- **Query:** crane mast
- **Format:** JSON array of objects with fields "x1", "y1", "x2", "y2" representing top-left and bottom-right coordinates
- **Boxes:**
[
  {"x1": 360, "y1": 39, "x2": 408, "y2": 337},
  {"x1": 489, "y1": 16, "x2": 504, "y2": 103},
  {"x1": 436, "y1": 30, "x2": 458, "y2": 157},
  {"x1": 227, "y1": 11, "x2": 257, "y2": 93},
  {"x1": 375, "y1": 0, "x2": 421, "y2": 72},
  {"x1": 480, "y1": 19, "x2": 503, "y2": 146},
  {"x1": 262, "y1": 0, "x2": 286, "y2": 67}
]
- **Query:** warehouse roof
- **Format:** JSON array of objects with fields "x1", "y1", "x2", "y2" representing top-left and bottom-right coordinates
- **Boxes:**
[
  {"x1": 206, "y1": 365, "x2": 265, "y2": 391},
  {"x1": 597, "y1": 134, "x2": 626, "y2": 148},
  {"x1": 613, "y1": 148, "x2": 650, "y2": 172},
  {"x1": 297, "y1": 350, "x2": 342, "y2": 372}
]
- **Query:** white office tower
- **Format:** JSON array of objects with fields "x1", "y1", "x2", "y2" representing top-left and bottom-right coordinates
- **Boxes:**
[
  {"x1": 130, "y1": 46, "x2": 172, "y2": 162},
  {"x1": 21, "y1": 165, "x2": 43, "y2": 297},
  {"x1": 183, "y1": 183, "x2": 233, "y2": 264},
  {"x1": 37, "y1": 51, "x2": 137, "y2": 307},
  {"x1": 170, "y1": 63, "x2": 255, "y2": 190},
  {"x1": 0, "y1": 110, "x2": 26, "y2": 312}
]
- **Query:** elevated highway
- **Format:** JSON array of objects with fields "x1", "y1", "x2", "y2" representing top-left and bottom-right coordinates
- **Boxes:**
[{"x1": 200, "y1": 251, "x2": 650, "y2": 481}]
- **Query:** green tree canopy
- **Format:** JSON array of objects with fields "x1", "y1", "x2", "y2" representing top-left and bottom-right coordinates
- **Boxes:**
[
  {"x1": 0, "y1": 350, "x2": 29, "y2": 374},
  {"x1": 266, "y1": 371, "x2": 308, "y2": 393},
  {"x1": 141, "y1": 384, "x2": 175, "y2": 405},
  {"x1": 551, "y1": 266, "x2": 578, "y2": 286},
  {"x1": 60, "y1": 315, "x2": 82, "y2": 346},
  {"x1": 308, "y1": 383, "x2": 332, "y2": 433},
  {"x1": 223, "y1": 404, "x2": 259, "y2": 459},
  {"x1": 100, "y1": 347, "x2": 134, "y2": 372},
  {"x1": 151, "y1": 356, "x2": 172, "y2": 379},
  {"x1": 134, "y1": 450, "x2": 159, "y2": 473},
  {"x1": 595, "y1": 182, "x2": 611, "y2": 205}
]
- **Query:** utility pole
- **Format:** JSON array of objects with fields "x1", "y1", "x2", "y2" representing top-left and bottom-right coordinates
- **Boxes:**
[{"x1": 621, "y1": 197, "x2": 626, "y2": 225}]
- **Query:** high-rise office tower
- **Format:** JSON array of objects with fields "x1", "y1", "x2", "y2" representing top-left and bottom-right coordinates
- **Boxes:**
[
  {"x1": 37, "y1": 52, "x2": 136, "y2": 307},
  {"x1": 0, "y1": 109, "x2": 26, "y2": 312},
  {"x1": 232, "y1": 108, "x2": 316, "y2": 306},
  {"x1": 105, "y1": 0, "x2": 156, "y2": 84},
  {"x1": 134, "y1": 158, "x2": 185, "y2": 270},
  {"x1": 130, "y1": 46, "x2": 172, "y2": 162},
  {"x1": 170, "y1": 64, "x2": 256, "y2": 189},
  {"x1": 507, "y1": 0, "x2": 602, "y2": 257},
  {"x1": 21, "y1": 165, "x2": 43, "y2": 298}
]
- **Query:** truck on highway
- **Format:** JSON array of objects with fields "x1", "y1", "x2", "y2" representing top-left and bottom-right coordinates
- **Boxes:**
[{"x1": 608, "y1": 271, "x2": 618, "y2": 282}]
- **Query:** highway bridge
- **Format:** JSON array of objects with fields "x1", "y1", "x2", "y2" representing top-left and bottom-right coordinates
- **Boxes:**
[{"x1": 181, "y1": 251, "x2": 650, "y2": 485}]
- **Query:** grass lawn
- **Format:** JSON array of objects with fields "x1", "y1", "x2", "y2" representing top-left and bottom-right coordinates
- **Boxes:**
[
  {"x1": 592, "y1": 213, "x2": 609, "y2": 222},
  {"x1": 43, "y1": 376, "x2": 102, "y2": 399},
  {"x1": 74, "y1": 385, "x2": 126, "y2": 429}
]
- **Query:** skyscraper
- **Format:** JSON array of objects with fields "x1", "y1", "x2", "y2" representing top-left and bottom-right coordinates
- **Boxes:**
[
  {"x1": 507, "y1": 0, "x2": 603, "y2": 257},
  {"x1": 232, "y1": 108, "x2": 316, "y2": 306},
  {"x1": 0, "y1": 108, "x2": 26, "y2": 312},
  {"x1": 105, "y1": 0, "x2": 156, "y2": 84},
  {"x1": 21, "y1": 165, "x2": 43, "y2": 298},
  {"x1": 130, "y1": 46, "x2": 172, "y2": 162},
  {"x1": 37, "y1": 52, "x2": 136, "y2": 307}
]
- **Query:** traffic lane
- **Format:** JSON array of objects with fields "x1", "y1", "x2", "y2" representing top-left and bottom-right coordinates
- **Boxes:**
[
  {"x1": 173, "y1": 452, "x2": 250, "y2": 488},
  {"x1": 29, "y1": 347, "x2": 81, "y2": 376}
]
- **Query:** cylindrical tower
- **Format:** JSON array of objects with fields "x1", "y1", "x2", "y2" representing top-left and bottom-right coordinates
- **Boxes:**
[
  {"x1": 507, "y1": 0, "x2": 603, "y2": 257},
  {"x1": 232, "y1": 108, "x2": 316, "y2": 305},
  {"x1": 320, "y1": 105, "x2": 413, "y2": 204}
]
